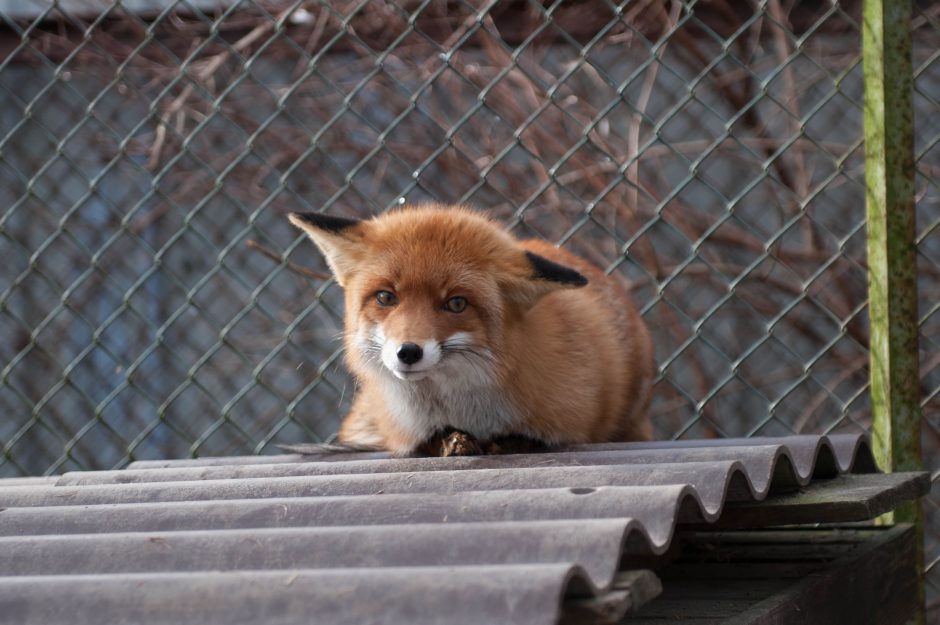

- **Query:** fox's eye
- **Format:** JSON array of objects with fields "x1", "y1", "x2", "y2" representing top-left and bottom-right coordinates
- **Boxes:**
[
  {"x1": 444, "y1": 296, "x2": 467, "y2": 313},
  {"x1": 375, "y1": 290, "x2": 398, "y2": 306}
]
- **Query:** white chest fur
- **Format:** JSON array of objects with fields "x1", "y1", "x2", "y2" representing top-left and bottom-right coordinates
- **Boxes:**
[{"x1": 380, "y1": 372, "x2": 518, "y2": 442}]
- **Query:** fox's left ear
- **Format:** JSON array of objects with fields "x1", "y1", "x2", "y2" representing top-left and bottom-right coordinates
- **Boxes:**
[
  {"x1": 288, "y1": 212, "x2": 368, "y2": 287},
  {"x1": 504, "y1": 251, "x2": 588, "y2": 308}
]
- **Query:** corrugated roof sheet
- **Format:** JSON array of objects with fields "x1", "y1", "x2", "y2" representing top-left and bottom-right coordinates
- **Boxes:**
[{"x1": 0, "y1": 434, "x2": 927, "y2": 625}]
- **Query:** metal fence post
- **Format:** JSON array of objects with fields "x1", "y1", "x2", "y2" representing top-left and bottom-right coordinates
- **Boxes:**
[{"x1": 863, "y1": 0, "x2": 923, "y2": 621}]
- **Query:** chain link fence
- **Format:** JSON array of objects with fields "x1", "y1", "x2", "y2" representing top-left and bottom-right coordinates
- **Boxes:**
[
  {"x1": 0, "y1": 0, "x2": 937, "y2": 613},
  {"x1": 913, "y1": 2, "x2": 940, "y2": 616}
]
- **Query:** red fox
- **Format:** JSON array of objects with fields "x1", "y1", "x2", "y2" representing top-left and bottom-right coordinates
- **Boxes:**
[{"x1": 288, "y1": 204, "x2": 654, "y2": 456}]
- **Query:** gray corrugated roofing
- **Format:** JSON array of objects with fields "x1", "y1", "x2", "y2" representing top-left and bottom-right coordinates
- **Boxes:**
[{"x1": 0, "y1": 434, "x2": 925, "y2": 625}]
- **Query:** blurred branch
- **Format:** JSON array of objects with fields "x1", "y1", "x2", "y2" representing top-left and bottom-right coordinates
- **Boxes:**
[{"x1": 245, "y1": 239, "x2": 330, "y2": 281}]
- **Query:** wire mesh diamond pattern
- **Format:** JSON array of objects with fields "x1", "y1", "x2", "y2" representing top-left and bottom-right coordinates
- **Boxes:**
[
  {"x1": 913, "y1": 3, "x2": 940, "y2": 619},
  {"x1": 0, "y1": 0, "x2": 937, "y2": 607}
]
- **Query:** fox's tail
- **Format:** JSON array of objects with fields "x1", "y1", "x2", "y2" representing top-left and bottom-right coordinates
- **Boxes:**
[{"x1": 276, "y1": 436, "x2": 386, "y2": 457}]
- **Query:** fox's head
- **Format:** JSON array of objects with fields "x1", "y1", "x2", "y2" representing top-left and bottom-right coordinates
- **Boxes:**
[{"x1": 288, "y1": 205, "x2": 587, "y2": 383}]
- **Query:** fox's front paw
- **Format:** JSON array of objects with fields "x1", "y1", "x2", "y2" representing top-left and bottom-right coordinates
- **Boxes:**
[
  {"x1": 414, "y1": 427, "x2": 484, "y2": 457},
  {"x1": 440, "y1": 429, "x2": 484, "y2": 457}
]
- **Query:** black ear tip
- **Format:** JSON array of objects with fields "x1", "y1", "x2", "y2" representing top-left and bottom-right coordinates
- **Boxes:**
[
  {"x1": 525, "y1": 251, "x2": 588, "y2": 287},
  {"x1": 569, "y1": 273, "x2": 589, "y2": 287},
  {"x1": 289, "y1": 212, "x2": 361, "y2": 234}
]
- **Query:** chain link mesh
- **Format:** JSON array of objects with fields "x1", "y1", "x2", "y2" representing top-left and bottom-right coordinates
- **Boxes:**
[
  {"x1": 913, "y1": 3, "x2": 940, "y2": 618},
  {"x1": 0, "y1": 0, "x2": 936, "y2": 612}
]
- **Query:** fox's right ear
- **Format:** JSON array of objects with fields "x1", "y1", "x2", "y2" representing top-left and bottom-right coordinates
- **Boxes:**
[{"x1": 288, "y1": 212, "x2": 367, "y2": 287}]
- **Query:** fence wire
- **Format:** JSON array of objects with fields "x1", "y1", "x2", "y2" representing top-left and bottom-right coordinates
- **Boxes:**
[
  {"x1": 914, "y1": 3, "x2": 940, "y2": 617},
  {"x1": 0, "y1": 0, "x2": 937, "y2": 614}
]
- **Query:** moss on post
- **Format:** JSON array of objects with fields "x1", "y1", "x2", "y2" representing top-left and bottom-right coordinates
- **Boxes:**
[{"x1": 863, "y1": 0, "x2": 922, "y2": 622}]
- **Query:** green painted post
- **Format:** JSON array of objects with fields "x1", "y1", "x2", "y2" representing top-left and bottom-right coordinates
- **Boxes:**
[{"x1": 863, "y1": 0, "x2": 923, "y2": 622}]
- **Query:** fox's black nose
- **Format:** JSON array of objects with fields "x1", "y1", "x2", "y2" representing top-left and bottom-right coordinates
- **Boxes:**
[{"x1": 397, "y1": 343, "x2": 423, "y2": 365}]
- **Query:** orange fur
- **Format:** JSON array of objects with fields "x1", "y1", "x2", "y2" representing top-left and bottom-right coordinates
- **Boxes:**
[{"x1": 289, "y1": 204, "x2": 654, "y2": 455}]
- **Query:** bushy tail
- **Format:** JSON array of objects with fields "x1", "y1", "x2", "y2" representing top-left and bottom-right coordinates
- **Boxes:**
[
  {"x1": 276, "y1": 432, "x2": 387, "y2": 457},
  {"x1": 276, "y1": 441, "x2": 385, "y2": 455}
]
